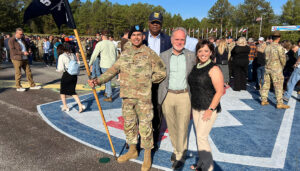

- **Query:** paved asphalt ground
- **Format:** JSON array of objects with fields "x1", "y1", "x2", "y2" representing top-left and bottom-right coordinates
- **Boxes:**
[{"x1": 0, "y1": 61, "x2": 161, "y2": 171}]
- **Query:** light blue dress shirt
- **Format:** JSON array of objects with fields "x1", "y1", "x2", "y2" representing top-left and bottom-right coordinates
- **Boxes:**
[
  {"x1": 185, "y1": 35, "x2": 198, "y2": 52},
  {"x1": 43, "y1": 41, "x2": 50, "y2": 54},
  {"x1": 16, "y1": 38, "x2": 27, "y2": 60},
  {"x1": 148, "y1": 32, "x2": 161, "y2": 55}
]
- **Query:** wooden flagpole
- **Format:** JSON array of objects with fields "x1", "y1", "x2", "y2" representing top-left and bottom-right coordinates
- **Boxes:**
[
  {"x1": 73, "y1": 29, "x2": 116, "y2": 158},
  {"x1": 24, "y1": 0, "x2": 117, "y2": 159}
]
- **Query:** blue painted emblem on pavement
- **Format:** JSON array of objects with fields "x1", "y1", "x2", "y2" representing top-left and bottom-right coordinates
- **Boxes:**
[{"x1": 37, "y1": 87, "x2": 300, "y2": 171}]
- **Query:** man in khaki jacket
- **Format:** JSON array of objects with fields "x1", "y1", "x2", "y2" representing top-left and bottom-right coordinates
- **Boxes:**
[{"x1": 8, "y1": 28, "x2": 41, "y2": 91}]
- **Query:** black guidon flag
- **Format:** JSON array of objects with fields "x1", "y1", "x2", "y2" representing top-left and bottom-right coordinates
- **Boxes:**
[{"x1": 24, "y1": 0, "x2": 76, "y2": 29}]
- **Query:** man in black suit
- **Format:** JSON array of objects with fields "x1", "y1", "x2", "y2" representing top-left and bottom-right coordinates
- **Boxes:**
[
  {"x1": 144, "y1": 12, "x2": 172, "y2": 55},
  {"x1": 143, "y1": 12, "x2": 172, "y2": 151}
]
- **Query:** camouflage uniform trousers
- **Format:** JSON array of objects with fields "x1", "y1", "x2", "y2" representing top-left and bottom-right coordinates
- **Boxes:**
[
  {"x1": 122, "y1": 98, "x2": 154, "y2": 150},
  {"x1": 260, "y1": 69, "x2": 284, "y2": 104},
  {"x1": 38, "y1": 47, "x2": 43, "y2": 59}
]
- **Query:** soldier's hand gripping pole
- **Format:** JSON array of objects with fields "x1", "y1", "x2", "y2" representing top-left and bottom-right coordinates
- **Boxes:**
[{"x1": 73, "y1": 29, "x2": 117, "y2": 159}]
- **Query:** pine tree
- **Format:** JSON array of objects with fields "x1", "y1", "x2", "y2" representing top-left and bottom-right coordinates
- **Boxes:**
[
  {"x1": 281, "y1": 0, "x2": 300, "y2": 25},
  {"x1": 0, "y1": 0, "x2": 23, "y2": 32},
  {"x1": 208, "y1": 0, "x2": 234, "y2": 28}
]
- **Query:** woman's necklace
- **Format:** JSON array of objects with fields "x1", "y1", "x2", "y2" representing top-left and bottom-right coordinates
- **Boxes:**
[{"x1": 197, "y1": 59, "x2": 211, "y2": 69}]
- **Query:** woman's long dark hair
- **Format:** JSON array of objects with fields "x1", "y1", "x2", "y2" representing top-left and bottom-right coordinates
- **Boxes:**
[
  {"x1": 195, "y1": 39, "x2": 215, "y2": 63},
  {"x1": 57, "y1": 44, "x2": 65, "y2": 57},
  {"x1": 57, "y1": 42, "x2": 73, "y2": 56}
]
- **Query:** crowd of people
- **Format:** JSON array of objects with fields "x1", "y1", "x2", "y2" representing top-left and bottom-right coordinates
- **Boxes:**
[
  {"x1": 0, "y1": 31, "x2": 119, "y2": 68},
  {"x1": 1, "y1": 11, "x2": 300, "y2": 171}
]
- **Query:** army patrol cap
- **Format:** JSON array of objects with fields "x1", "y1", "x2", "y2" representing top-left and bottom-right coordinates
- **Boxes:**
[
  {"x1": 149, "y1": 12, "x2": 163, "y2": 23},
  {"x1": 128, "y1": 24, "x2": 144, "y2": 39}
]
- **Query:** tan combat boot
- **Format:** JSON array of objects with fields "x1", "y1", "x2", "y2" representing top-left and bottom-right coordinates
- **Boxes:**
[
  {"x1": 261, "y1": 100, "x2": 269, "y2": 106},
  {"x1": 276, "y1": 103, "x2": 290, "y2": 109},
  {"x1": 117, "y1": 145, "x2": 138, "y2": 163},
  {"x1": 141, "y1": 149, "x2": 152, "y2": 171}
]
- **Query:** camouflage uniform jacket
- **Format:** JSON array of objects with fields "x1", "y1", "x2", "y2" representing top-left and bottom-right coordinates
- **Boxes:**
[
  {"x1": 37, "y1": 39, "x2": 43, "y2": 47},
  {"x1": 264, "y1": 42, "x2": 286, "y2": 71},
  {"x1": 97, "y1": 44, "x2": 166, "y2": 100},
  {"x1": 257, "y1": 42, "x2": 267, "y2": 53}
]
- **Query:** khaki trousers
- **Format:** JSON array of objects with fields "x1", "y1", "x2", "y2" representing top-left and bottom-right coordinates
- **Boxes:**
[
  {"x1": 162, "y1": 92, "x2": 191, "y2": 160},
  {"x1": 12, "y1": 59, "x2": 35, "y2": 88},
  {"x1": 38, "y1": 47, "x2": 43, "y2": 59},
  {"x1": 192, "y1": 109, "x2": 217, "y2": 171}
]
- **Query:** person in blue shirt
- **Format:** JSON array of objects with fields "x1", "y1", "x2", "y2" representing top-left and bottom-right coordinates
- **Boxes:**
[
  {"x1": 185, "y1": 35, "x2": 198, "y2": 52},
  {"x1": 283, "y1": 44, "x2": 300, "y2": 102},
  {"x1": 43, "y1": 37, "x2": 51, "y2": 67},
  {"x1": 143, "y1": 12, "x2": 172, "y2": 151}
]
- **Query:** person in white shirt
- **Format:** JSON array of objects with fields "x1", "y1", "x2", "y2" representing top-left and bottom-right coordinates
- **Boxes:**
[
  {"x1": 89, "y1": 30, "x2": 117, "y2": 102},
  {"x1": 57, "y1": 44, "x2": 85, "y2": 113}
]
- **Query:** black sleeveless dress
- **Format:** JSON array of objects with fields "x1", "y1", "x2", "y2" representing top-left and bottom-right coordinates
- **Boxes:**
[{"x1": 188, "y1": 62, "x2": 221, "y2": 113}]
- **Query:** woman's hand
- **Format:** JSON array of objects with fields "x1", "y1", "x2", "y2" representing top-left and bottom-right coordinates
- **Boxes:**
[{"x1": 202, "y1": 109, "x2": 213, "y2": 121}]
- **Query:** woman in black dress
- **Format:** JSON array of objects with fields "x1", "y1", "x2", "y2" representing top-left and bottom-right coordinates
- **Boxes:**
[
  {"x1": 57, "y1": 44, "x2": 85, "y2": 112},
  {"x1": 188, "y1": 40, "x2": 224, "y2": 171},
  {"x1": 215, "y1": 38, "x2": 229, "y2": 86},
  {"x1": 231, "y1": 37, "x2": 250, "y2": 91}
]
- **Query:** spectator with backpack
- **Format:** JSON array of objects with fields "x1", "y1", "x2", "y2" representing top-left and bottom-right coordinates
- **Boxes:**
[{"x1": 57, "y1": 44, "x2": 85, "y2": 113}]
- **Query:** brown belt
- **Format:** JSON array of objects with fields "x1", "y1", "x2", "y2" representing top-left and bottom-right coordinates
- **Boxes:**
[{"x1": 167, "y1": 89, "x2": 188, "y2": 94}]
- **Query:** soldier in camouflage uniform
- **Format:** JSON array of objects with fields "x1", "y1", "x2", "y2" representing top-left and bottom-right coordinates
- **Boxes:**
[
  {"x1": 123, "y1": 40, "x2": 132, "y2": 51},
  {"x1": 88, "y1": 25, "x2": 166, "y2": 171},
  {"x1": 260, "y1": 31, "x2": 289, "y2": 109},
  {"x1": 37, "y1": 36, "x2": 43, "y2": 60}
]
